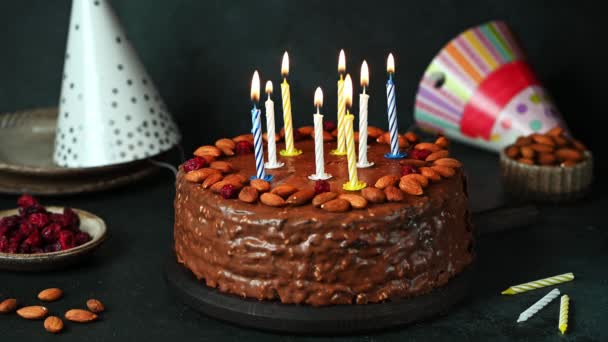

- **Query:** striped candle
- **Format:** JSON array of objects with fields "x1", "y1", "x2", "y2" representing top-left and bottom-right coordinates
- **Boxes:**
[
  {"x1": 342, "y1": 75, "x2": 366, "y2": 191},
  {"x1": 559, "y1": 295, "x2": 569, "y2": 334},
  {"x1": 502, "y1": 272, "x2": 574, "y2": 295},
  {"x1": 385, "y1": 53, "x2": 404, "y2": 159},
  {"x1": 264, "y1": 81, "x2": 283, "y2": 169},
  {"x1": 357, "y1": 60, "x2": 373, "y2": 168},
  {"x1": 332, "y1": 49, "x2": 347, "y2": 156},
  {"x1": 250, "y1": 71, "x2": 267, "y2": 180},
  {"x1": 309, "y1": 87, "x2": 331, "y2": 180},
  {"x1": 517, "y1": 288, "x2": 560, "y2": 323},
  {"x1": 279, "y1": 52, "x2": 302, "y2": 157}
]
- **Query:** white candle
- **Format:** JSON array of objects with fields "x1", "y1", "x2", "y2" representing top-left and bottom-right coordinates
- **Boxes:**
[
  {"x1": 264, "y1": 81, "x2": 283, "y2": 169},
  {"x1": 309, "y1": 87, "x2": 331, "y2": 180},
  {"x1": 517, "y1": 288, "x2": 561, "y2": 323},
  {"x1": 357, "y1": 60, "x2": 373, "y2": 168}
]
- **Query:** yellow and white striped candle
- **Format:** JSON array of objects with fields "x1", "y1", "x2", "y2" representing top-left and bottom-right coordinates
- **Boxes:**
[
  {"x1": 332, "y1": 49, "x2": 347, "y2": 156},
  {"x1": 559, "y1": 294, "x2": 569, "y2": 334},
  {"x1": 502, "y1": 272, "x2": 574, "y2": 295},
  {"x1": 342, "y1": 74, "x2": 366, "y2": 191},
  {"x1": 279, "y1": 52, "x2": 302, "y2": 157}
]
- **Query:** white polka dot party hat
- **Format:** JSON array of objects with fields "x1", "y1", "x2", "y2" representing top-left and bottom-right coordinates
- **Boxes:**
[
  {"x1": 54, "y1": 0, "x2": 181, "y2": 167},
  {"x1": 414, "y1": 20, "x2": 566, "y2": 152}
]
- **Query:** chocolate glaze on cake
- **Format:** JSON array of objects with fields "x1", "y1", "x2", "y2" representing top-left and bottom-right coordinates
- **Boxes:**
[{"x1": 174, "y1": 139, "x2": 473, "y2": 306}]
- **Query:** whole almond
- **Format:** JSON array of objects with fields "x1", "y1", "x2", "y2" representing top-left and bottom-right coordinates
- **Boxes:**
[
  {"x1": 210, "y1": 161, "x2": 234, "y2": 173},
  {"x1": 238, "y1": 186, "x2": 259, "y2": 203},
  {"x1": 260, "y1": 192, "x2": 286, "y2": 207},
  {"x1": 518, "y1": 158, "x2": 535, "y2": 165},
  {"x1": 298, "y1": 126, "x2": 314, "y2": 136},
  {"x1": 210, "y1": 180, "x2": 242, "y2": 193},
  {"x1": 425, "y1": 150, "x2": 449, "y2": 162},
  {"x1": 377, "y1": 132, "x2": 390, "y2": 144},
  {"x1": 194, "y1": 145, "x2": 222, "y2": 158},
  {"x1": 223, "y1": 173, "x2": 249, "y2": 185},
  {"x1": 531, "y1": 134, "x2": 555, "y2": 146},
  {"x1": 218, "y1": 146, "x2": 235, "y2": 156},
  {"x1": 215, "y1": 138, "x2": 236, "y2": 150},
  {"x1": 433, "y1": 158, "x2": 462, "y2": 168},
  {"x1": 552, "y1": 135, "x2": 568, "y2": 146},
  {"x1": 505, "y1": 146, "x2": 520, "y2": 158},
  {"x1": 419, "y1": 167, "x2": 441, "y2": 182},
  {"x1": 65, "y1": 309, "x2": 97, "y2": 323},
  {"x1": 321, "y1": 198, "x2": 351, "y2": 212},
  {"x1": 435, "y1": 136, "x2": 450, "y2": 149},
  {"x1": 0, "y1": 298, "x2": 17, "y2": 313},
  {"x1": 354, "y1": 131, "x2": 360, "y2": 143},
  {"x1": 384, "y1": 186, "x2": 404, "y2": 202},
  {"x1": 403, "y1": 132, "x2": 420, "y2": 143},
  {"x1": 414, "y1": 142, "x2": 441, "y2": 152},
  {"x1": 38, "y1": 288, "x2": 63, "y2": 302},
  {"x1": 520, "y1": 146, "x2": 535, "y2": 159},
  {"x1": 367, "y1": 126, "x2": 384, "y2": 139},
  {"x1": 572, "y1": 139, "x2": 587, "y2": 151},
  {"x1": 312, "y1": 192, "x2": 338, "y2": 207},
  {"x1": 538, "y1": 153, "x2": 557, "y2": 165},
  {"x1": 515, "y1": 136, "x2": 533, "y2": 147},
  {"x1": 401, "y1": 174, "x2": 429, "y2": 187},
  {"x1": 361, "y1": 187, "x2": 386, "y2": 203},
  {"x1": 400, "y1": 159, "x2": 427, "y2": 167},
  {"x1": 184, "y1": 167, "x2": 220, "y2": 183},
  {"x1": 323, "y1": 131, "x2": 334, "y2": 142},
  {"x1": 399, "y1": 177, "x2": 423, "y2": 195},
  {"x1": 529, "y1": 143, "x2": 554, "y2": 153},
  {"x1": 331, "y1": 128, "x2": 338, "y2": 137},
  {"x1": 561, "y1": 160, "x2": 578, "y2": 167},
  {"x1": 431, "y1": 165, "x2": 456, "y2": 178},
  {"x1": 198, "y1": 154, "x2": 216, "y2": 164},
  {"x1": 286, "y1": 189, "x2": 315, "y2": 206},
  {"x1": 271, "y1": 184, "x2": 299, "y2": 198},
  {"x1": 44, "y1": 316, "x2": 64, "y2": 334},
  {"x1": 398, "y1": 136, "x2": 409, "y2": 148},
  {"x1": 17, "y1": 306, "x2": 48, "y2": 320},
  {"x1": 547, "y1": 126, "x2": 565, "y2": 137},
  {"x1": 250, "y1": 179, "x2": 271, "y2": 193},
  {"x1": 202, "y1": 173, "x2": 224, "y2": 189},
  {"x1": 232, "y1": 134, "x2": 254, "y2": 144},
  {"x1": 338, "y1": 194, "x2": 368, "y2": 209},
  {"x1": 374, "y1": 175, "x2": 399, "y2": 189},
  {"x1": 86, "y1": 299, "x2": 105, "y2": 313},
  {"x1": 555, "y1": 148, "x2": 583, "y2": 162}
]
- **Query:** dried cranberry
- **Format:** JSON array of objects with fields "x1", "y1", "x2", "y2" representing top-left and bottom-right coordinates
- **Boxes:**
[
  {"x1": 235, "y1": 140, "x2": 254, "y2": 155},
  {"x1": 0, "y1": 226, "x2": 8, "y2": 239},
  {"x1": 7, "y1": 241, "x2": 19, "y2": 253},
  {"x1": 43, "y1": 242, "x2": 62, "y2": 253},
  {"x1": 24, "y1": 229, "x2": 41, "y2": 248},
  {"x1": 58, "y1": 230, "x2": 75, "y2": 250},
  {"x1": 0, "y1": 236, "x2": 8, "y2": 252},
  {"x1": 19, "y1": 204, "x2": 46, "y2": 217},
  {"x1": 17, "y1": 194, "x2": 38, "y2": 208},
  {"x1": 18, "y1": 222, "x2": 34, "y2": 237},
  {"x1": 401, "y1": 165, "x2": 419, "y2": 176},
  {"x1": 74, "y1": 232, "x2": 91, "y2": 246},
  {"x1": 62, "y1": 208, "x2": 80, "y2": 231},
  {"x1": 314, "y1": 180, "x2": 331, "y2": 195},
  {"x1": 18, "y1": 243, "x2": 31, "y2": 254},
  {"x1": 41, "y1": 223, "x2": 62, "y2": 242},
  {"x1": 0, "y1": 215, "x2": 20, "y2": 230},
  {"x1": 410, "y1": 149, "x2": 432, "y2": 161},
  {"x1": 323, "y1": 120, "x2": 337, "y2": 132},
  {"x1": 28, "y1": 212, "x2": 50, "y2": 228},
  {"x1": 183, "y1": 156, "x2": 207, "y2": 173},
  {"x1": 220, "y1": 184, "x2": 239, "y2": 199}
]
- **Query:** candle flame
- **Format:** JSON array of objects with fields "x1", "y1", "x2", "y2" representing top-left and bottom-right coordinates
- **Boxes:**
[
  {"x1": 361, "y1": 60, "x2": 369, "y2": 88},
  {"x1": 338, "y1": 49, "x2": 346, "y2": 74},
  {"x1": 251, "y1": 71, "x2": 260, "y2": 103},
  {"x1": 344, "y1": 74, "x2": 353, "y2": 109},
  {"x1": 281, "y1": 51, "x2": 289, "y2": 77},
  {"x1": 387, "y1": 53, "x2": 395, "y2": 74},
  {"x1": 314, "y1": 87, "x2": 323, "y2": 108},
  {"x1": 265, "y1": 80, "x2": 273, "y2": 94}
]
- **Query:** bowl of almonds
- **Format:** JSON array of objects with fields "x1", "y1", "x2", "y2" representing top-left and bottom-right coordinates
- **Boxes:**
[{"x1": 500, "y1": 127, "x2": 593, "y2": 202}]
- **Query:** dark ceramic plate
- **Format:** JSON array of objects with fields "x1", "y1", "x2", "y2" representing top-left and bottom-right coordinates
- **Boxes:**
[{"x1": 0, "y1": 206, "x2": 107, "y2": 271}]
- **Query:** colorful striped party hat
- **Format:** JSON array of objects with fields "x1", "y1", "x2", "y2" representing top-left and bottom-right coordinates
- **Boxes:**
[{"x1": 414, "y1": 21, "x2": 566, "y2": 152}]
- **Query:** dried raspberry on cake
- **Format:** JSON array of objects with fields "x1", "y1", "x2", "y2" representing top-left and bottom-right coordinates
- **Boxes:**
[
  {"x1": 401, "y1": 165, "x2": 419, "y2": 176},
  {"x1": 410, "y1": 149, "x2": 432, "y2": 161},
  {"x1": 183, "y1": 156, "x2": 208, "y2": 173},
  {"x1": 323, "y1": 120, "x2": 336, "y2": 132},
  {"x1": 314, "y1": 180, "x2": 331, "y2": 195},
  {"x1": 220, "y1": 184, "x2": 239, "y2": 199},
  {"x1": 235, "y1": 141, "x2": 254, "y2": 155}
]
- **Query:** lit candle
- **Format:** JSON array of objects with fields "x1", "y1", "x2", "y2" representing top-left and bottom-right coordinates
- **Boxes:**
[
  {"x1": 250, "y1": 71, "x2": 270, "y2": 180},
  {"x1": 331, "y1": 49, "x2": 347, "y2": 156},
  {"x1": 357, "y1": 60, "x2": 373, "y2": 168},
  {"x1": 384, "y1": 53, "x2": 405, "y2": 159},
  {"x1": 342, "y1": 74, "x2": 366, "y2": 191},
  {"x1": 279, "y1": 52, "x2": 302, "y2": 157},
  {"x1": 264, "y1": 81, "x2": 284, "y2": 169},
  {"x1": 309, "y1": 87, "x2": 331, "y2": 180}
]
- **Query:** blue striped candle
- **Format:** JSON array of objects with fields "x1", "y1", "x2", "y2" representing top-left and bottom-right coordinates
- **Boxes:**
[
  {"x1": 250, "y1": 71, "x2": 271, "y2": 181},
  {"x1": 385, "y1": 53, "x2": 405, "y2": 159}
]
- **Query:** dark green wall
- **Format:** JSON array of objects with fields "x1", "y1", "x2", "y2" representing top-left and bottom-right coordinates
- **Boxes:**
[{"x1": 1, "y1": 0, "x2": 605, "y2": 160}]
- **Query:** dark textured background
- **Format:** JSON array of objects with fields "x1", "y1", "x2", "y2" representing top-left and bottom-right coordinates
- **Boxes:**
[{"x1": 1, "y1": 1, "x2": 607, "y2": 341}]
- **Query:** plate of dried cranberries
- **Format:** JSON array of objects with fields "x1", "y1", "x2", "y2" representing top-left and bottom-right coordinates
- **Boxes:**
[{"x1": 0, "y1": 195, "x2": 106, "y2": 271}]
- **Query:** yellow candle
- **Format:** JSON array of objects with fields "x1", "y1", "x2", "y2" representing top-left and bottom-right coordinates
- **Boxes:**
[
  {"x1": 559, "y1": 295, "x2": 569, "y2": 334},
  {"x1": 279, "y1": 52, "x2": 302, "y2": 157},
  {"x1": 501, "y1": 272, "x2": 574, "y2": 295},
  {"x1": 331, "y1": 49, "x2": 347, "y2": 156},
  {"x1": 342, "y1": 74, "x2": 366, "y2": 191}
]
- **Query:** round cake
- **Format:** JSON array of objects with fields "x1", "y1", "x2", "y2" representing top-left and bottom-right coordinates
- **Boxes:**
[{"x1": 174, "y1": 129, "x2": 474, "y2": 306}]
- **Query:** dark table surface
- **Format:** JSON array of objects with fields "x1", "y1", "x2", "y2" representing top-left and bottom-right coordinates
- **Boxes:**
[{"x1": 1, "y1": 142, "x2": 607, "y2": 342}]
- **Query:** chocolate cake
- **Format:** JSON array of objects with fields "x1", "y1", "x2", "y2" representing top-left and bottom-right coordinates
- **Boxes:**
[{"x1": 174, "y1": 128, "x2": 474, "y2": 306}]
